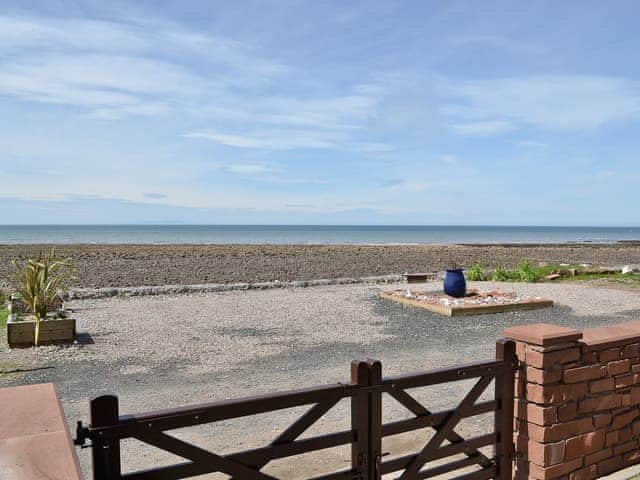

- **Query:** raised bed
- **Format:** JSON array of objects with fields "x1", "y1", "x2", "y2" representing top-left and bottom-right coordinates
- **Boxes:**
[
  {"x1": 7, "y1": 313, "x2": 76, "y2": 348},
  {"x1": 380, "y1": 289, "x2": 553, "y2": 316}
]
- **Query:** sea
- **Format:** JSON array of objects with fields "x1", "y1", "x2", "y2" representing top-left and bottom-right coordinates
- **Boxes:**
[{"x1": 0, "y1": 225, "x2": 639, "y2": 245}]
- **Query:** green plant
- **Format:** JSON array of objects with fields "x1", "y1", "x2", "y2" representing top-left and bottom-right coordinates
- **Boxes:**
[
  {"x1": 492, "y1": 266, "x2": 511, "y2": 282},
  {"x1": 0, "y1": 307, "x2": 8, "y2": 330},
  {"x1": 10, "y1": 250, "x2": 74, "y2": 346},
  {"x1": 466, "y1": 263, "x2": 486, "y2": 281},
  {"x1": 517, "y1": 259, "x2": 541, "y2": 282}
]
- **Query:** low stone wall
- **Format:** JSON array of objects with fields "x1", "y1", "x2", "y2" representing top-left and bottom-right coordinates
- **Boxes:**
[
  {"x1": 505, "y1": 321, "x2": 640, "y2": 479},
  {"x1": 66, "y1": 273, "x2": 411, "y2": 299}
]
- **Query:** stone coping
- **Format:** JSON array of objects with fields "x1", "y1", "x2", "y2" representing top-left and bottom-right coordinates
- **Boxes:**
[
  {"x1": 67, "y1": 273, "x2": 408, "y2": 299},
  {"x1": 503, "y1": 323, "x2": 583, "y2": 346},
  {"x1": 0, "y1": 383, "x2": 82, "y2": 480},
  {"x1": 581, "y1": 321, "x2": 640, "y2": 351},
  {"x1": 504, "y1": 321, "x2": 640, "y2": 351}
]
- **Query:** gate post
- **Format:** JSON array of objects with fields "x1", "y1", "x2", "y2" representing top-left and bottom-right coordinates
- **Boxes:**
[
  {"x1": 351, "y1": 360, "x2": 371, "y2": 478},
  {"x1": 351, "y1": 358, "x2": 383, "y2": 480},
  {"x1": 368, "y1": 358, "x2": 382, "y2": 480},
  {"x1": 90, "y1": 394, "x2": 122, "y2": 480},
  {"x1": 496, "y1": 340, "x2": 516, "y2": 480}
]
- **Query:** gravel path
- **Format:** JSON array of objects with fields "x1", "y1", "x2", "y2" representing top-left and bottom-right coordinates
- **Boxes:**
[
  {"x1": 2, "y1": 243, "x2": 640, "y2": 288},
  {"x1": 2, "y1": 281, "x2": 640, "y2": 478}
]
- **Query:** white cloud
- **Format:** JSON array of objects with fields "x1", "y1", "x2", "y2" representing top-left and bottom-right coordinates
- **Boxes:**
[
  {"x1": 0, "y1": 11, "x2": 389, "y2": 155},
  {"x1": 379, "y1": 178, "x2": 431, "y2": 192},
  {"x1": 0, "y1": 15, "x2": 286, "y2": 77},
  {"x1": 0, "y1": 54, "x2": 207, "y2": 116},
  {"x1": 181, "y1": 82, "x2": 390, "y2": 151},
  {"x1": 448, "y1": 35, "x2": 546, "y2": 55},
  {"x1": 0, "y1": 12, "x2": 391, "y2": 157},
  {"x1": 183, "y1": 130, "x2": 345, "y2": 150},
  {"x1": 443, "y1": 75, "x2": 640, "y2": 134},
  {"x1": 353, "y1": 142, "x2": 394, "y2": 153},
  {"x1": 208, "y1": 162, "x2": 326, "y2": 185},
  {"x1": 215, "y1": 163, "x2": 280, "y2": 175},
  {"x1": 143, "y1": 192, "x2": 167, "y2": 199},
  {"x1": 182, "y1": 84, "x2": 389, "y2": 151},
  {"x1": 0, "y1": 14, "x2": 285, "y2": 118},
  {"x1": 449, "y1": 120, "x2": 514, "y2": 136},
  {"x1": 516, "y1": 140, "x2": 548, "y2": 148}
]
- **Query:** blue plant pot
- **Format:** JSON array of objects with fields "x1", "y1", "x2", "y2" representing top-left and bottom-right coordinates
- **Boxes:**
[{"x1": 444, "y1": 269, "x2": 466, "y2": 298}]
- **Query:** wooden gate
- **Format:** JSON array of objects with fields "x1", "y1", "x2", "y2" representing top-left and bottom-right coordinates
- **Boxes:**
[{"x1": 75, "y1": 340, "x2": 515, "y2": 480}]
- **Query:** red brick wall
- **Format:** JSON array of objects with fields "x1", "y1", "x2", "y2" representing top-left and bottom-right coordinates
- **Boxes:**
[{"x1": 505, "y1": 322, "x2": 640, "y2": 480}]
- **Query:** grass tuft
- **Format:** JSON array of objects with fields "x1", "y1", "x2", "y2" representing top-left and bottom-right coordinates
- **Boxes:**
[
  {"x1": 0, "y1": 307, "x2": 7, "y2": 330},
  {"x1": 466, "y1": 263, "x2": 487, "y2": 281},
  {"x1": 480, "y1": 259, "x2": 640, "y2": 285},
  {"x1": 492, "y1": 265, "x2": 519, "y2": 282}
]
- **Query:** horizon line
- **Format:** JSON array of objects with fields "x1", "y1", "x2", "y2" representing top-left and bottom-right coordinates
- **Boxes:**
[{"x1": 1, "y1": 224, "x2": 640, "y2": 228}]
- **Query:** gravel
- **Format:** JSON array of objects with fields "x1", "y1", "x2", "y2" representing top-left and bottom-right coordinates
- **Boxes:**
[
  {"x1": 2, "y1": 281, "x2": 640, "y2": 478},
  {"x1": 2, "y1": 243, "x2": 640, "y2": 288}
]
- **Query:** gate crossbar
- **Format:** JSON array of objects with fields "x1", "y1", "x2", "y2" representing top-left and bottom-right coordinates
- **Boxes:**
[{"x1": 75, "y1": 340, "x2": 516, "y2": 480}]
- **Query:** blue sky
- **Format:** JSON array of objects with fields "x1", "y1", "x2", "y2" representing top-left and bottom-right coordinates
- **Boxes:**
[{"x1": 1, "y1": 0, "x2": 639, "y2": 225}]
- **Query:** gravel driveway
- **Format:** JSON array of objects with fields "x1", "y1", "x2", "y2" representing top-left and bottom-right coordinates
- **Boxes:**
[{"x1": 2, "y1": 281, "x2": 640, "y2": 478}]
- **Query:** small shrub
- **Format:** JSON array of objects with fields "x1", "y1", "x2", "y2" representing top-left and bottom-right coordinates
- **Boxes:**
[
  {"x1": 492, "y1": 266, "x2": 511, "y2": 282},
  {"x1": 517, "y1": 259, "x2": 540, "y2": 282},
  {"x1": 466, "y1": 263, "x2": 486, "y2": 281}
]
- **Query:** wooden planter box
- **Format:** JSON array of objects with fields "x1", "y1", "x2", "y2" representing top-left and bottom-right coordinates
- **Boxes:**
[
  {"x1": 7, "y1": 314, "x2": 76, "y2": 348},
  {"x1": 381, "y1": 290, "x2": 553, "y2": 317}
]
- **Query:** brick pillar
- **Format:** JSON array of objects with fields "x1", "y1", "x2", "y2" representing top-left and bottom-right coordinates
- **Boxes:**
[
  {"x1": 505, "y1": 322, "x2": 640, "y2": 480},
  {"x1": 505, "y1": 323, "x2": 588, "y2": 480}
]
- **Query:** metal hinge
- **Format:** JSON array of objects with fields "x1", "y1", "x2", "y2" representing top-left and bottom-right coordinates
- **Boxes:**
[{"x1": 74, "y1": 421, "x2": 93, "y2": 449}]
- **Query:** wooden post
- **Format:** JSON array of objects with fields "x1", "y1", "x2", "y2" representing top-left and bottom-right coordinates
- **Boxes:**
[
  {"x1": 368, "y1": 359, "x2": 382, "y2": 480},
  {"x1": 495, "y1": 340, "x2": 516, "y2": 480},
  {"x1": 351, "y1": 360, "x2": 371, "y2": 478},
  {"x1": 90, "y1": 394, "x2": 121, "y2": 480}
]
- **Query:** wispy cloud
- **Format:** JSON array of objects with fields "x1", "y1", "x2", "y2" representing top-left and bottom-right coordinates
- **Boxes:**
[
  {"x1": 448, "y1": 34, "x2": 546, "y2": 55},
  {"x1": 143, "y1": 192, "x2": 167, "y2": 199},
  {"x1": 379, "y1": 178, "x2": 431, "y2": 192},
  {"x1": 443, "y1": 75, "x2": 640, "y2": 134},
  {"x1": 0, "y1": 14, "x2": 287, "y2": 76},
  {"x1": 184, "y1": 130, "x2": 344, "y2": 150},
  {"x1": 0, "y1": 14, "x2": 286, "y2": 118},
  {"x1": 0, "y1": 53, "x2": 203, "y2": 118},
  {"x1": 449, "y1": 120, "x2": 514, "y2": 136},
  {"x1": 516, "y1": 140, "x2": 548, "y2": 148},
  {"x1": 209, "y1": 162, "x2": 326, "y2": 185},
  {"x1": 214, "y1": 163, "x2": 280, "y2": 175},
  {"x1": 207, "y1": 92, "x2": 380, "y2": 130},
  {"x1": 0, "y1": 12, "x2": 391, "y2": 156},
  {"x1": 353, "y1": 142, "x2": 395, "y2": 153},
  {"x1": 183, "y1": 85, "x2": 388, "y2": 151}
]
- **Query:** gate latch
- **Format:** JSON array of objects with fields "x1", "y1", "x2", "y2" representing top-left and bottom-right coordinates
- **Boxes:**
[{"x1": 74, "y1": 421, "x2": 92, "y2": 448}]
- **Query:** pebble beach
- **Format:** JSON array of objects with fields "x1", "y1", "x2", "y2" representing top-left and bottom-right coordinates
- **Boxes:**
[{"x1": 1, "y1": 243, "x2": 640, "y2": 288}]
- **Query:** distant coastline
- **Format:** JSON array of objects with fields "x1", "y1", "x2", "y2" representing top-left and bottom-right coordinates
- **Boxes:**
[{"x1": 1, "y1": 224, "x2": 640, "y2": 245}]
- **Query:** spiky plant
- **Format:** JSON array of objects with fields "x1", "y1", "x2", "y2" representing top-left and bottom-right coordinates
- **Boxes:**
[{"x1": 11, "y1": 250, "x2": 74, "y2": 346}]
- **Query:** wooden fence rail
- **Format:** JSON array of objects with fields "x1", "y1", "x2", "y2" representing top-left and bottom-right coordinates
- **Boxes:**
[{"x1": 75, "y1": 340, "x2": 516, "y2": 480}]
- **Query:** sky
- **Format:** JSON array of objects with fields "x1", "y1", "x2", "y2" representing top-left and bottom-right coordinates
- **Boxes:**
[{"x1": 1, "y1": 0, "x2": 639, "y2": 225}]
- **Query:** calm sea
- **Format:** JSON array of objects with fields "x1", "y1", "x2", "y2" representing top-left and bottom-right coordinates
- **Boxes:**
[{"x1": 0, "y1": 225, "x2": 639, "y2": 245}]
